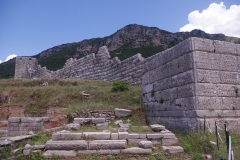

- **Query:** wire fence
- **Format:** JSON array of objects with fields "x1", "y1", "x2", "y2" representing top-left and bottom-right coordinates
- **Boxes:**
[{"x1": 202, "y1": 117, "x2": 239, "y2": 160}]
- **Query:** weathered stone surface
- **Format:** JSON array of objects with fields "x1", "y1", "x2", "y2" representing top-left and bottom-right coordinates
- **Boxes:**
[
  {"x1": 139, "y1": 134, "x2": 146, "y2": 139},
  {"x1": 32, "y1": 145, "x2": 45, "y2": 150},
  {"x1": 122, "y1": 147, "x2": 152, "y2": 155},
  {"x1": 83, "y1": 132, "x2": 111, "y2": 140},
  {"x1": 65, "y1": 123, "x2": 80, "y2": 130},
  {"x1": 118, "y1": 128, "x2": 129, "y2": 132},
  {"x1": 96, "y1": 122, "x2": 108, "y2": 130},
  {"x1": 150, "y1": 124, "x2": 165, "y2": 132},
  {"x1": 139, "y1": 141, "x2": 153, "y2": 149},
  {"x1": 128, "y1": 133, "x2": 139, "y2": 139},
  {"x1": 43, "y1": 150, "x2": 76, "y2": 158},
  {"x1": 74, "y1": 118, "x2": 91, "y2": 124},
  {"x1": 147, "y1": 133, "x2": 164, "y2": 139},
  {"x1": 52, "y1": 133, "x2": 82, "y2": 140},
  {"x1": 92, "y1": 118, "x2": 106, "y2": 124},
  {"x1": 118, "y1": 132, "x2": 128, "y2": 140},
  {"x1": 111, "y1": 133, "x2": 118, "y2": 140},
  {"x1": 45, "y1": 140, "x2": 88, "y2": 150},
  {"x1": 128, "y1": 139, "x2": 148, "y2": 144},
  {"x1": 97, "y1": 149, "x2": 120, "y2": 155},
  {"x1": 23, "y1": 149, "x2": 31, "y2": 156},
  {"x1": 162, "y1": 146, "x2": 184, "y2": 154},
  {"x1": 24, "y1": 144, "x2": 31, "y2": 149},
  {"x1": 114, "y1": 108, "x2": 131, "y2": 118},
  {"x1": 89, "y1": 140, "x2": 126, "y2": 150},
  {"x1": 114, "y1": 120, "x2": 123, "y2": 125},
  {"x1": 162, "y1": 138, "x2": 178, "y2": 146},
  {"x1": 12, "y1": 148, "x2": 23, "y2": 155}
]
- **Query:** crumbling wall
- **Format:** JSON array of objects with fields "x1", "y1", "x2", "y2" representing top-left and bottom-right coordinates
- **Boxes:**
[
  {"x1": 14, "y1": 46, "x2": 144, "y2": 85},
  {"x1": 142, "y1": 37, "x2": 240, "y2": 132}
]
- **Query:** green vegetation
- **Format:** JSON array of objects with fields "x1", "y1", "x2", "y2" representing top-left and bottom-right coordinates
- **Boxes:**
[
  {"x1": 0, "y1": 61, "x2": 15, "y2": 79},
  {"x1": 29, "y1": 134, "x2": 52, "y2": 145},
  {"x1": 110, "y1": 45, "x2": 164, "y2": 60},
  {"x1": 111, "y1": 80, "x2": 129, "y2": 92}
]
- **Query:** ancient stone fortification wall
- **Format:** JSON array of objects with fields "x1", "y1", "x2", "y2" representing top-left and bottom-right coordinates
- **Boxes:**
[
  {"x1": 15, "y1": 46, "x2": 144, "y2": 85},
  {"x1": 142, "y1": 37, "x2": 240, "y2": 132}
]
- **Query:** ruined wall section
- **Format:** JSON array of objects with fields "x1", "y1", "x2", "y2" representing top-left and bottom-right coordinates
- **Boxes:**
[
  {"x1": 142, "y1": 37, "x2": 240, "y2": 132},
  {"x1": 142, "y1": 38, "x2": 196, "y2": 132}
]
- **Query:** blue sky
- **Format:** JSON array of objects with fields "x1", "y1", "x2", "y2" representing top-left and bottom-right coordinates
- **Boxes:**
[{"x1": 0, "y1": 0, "x2": 239, "y2": 63}]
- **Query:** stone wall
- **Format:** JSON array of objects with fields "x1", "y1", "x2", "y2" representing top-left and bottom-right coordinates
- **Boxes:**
[
  {"x1": 15, "y1": 46, "x2": 144, "y2": 85},
  {"x1": 142, "y1": 37, "x2": 240, "y2": 132}
]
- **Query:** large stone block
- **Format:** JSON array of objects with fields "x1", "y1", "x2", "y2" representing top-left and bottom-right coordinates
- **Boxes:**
[
  {"x1": 162, "y1": 138, "x2": 178, "y2": 146},
  {"x1": 97, "y1": 149, "x2": 120, "y2": 155},
  {"x1": 65, "y1": 123, "x2": 80, "y2": 130},
  {"x1": 43, "y1": 150, "x2": 76, "y2": 158},
  {"x1": 162, "y1": 146, "x2": 184, "y2": 154},
  {"x1": 96, "y1": 122, "x2": 108, "y2": 130},
  {"x1": 150, "y1": 124, "x2": 165, "y2": 132},
  {"x1": 214, "y1": 40, "x2": 237, "y2": 55},
  {"x1": 114, "y1": 108, "x2": 131, "y2": 118},
  {"x1": 122, "y1": 147, "x2": 152, "y2": 155},
  {"x1": 139, "y1": 141, "x2": 153, "y2": 149},
  {"x1": 45, "y1": 140, "x2": 88, "y2": 150},
  {"x1": 89, "y1": 140, "x2": 126, "y2": 150},
  {"x1": 83, "y1": 132, "x2": 111, "y2": 140},
  {"x1": 74, "y1": 118, "x2": 91, "y2": 124},
  {"x1": 52, "y1": 133, "x2": 82, "y2": 141},
  {"x1": 147, "y1": 133, "x2": 164, "y2": 139},
  {"x1": 92, "y1": 118, "x2": 106, "y2": 124}
]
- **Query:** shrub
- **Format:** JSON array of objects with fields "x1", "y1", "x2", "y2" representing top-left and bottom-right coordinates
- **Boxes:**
[{"x1": 112, "y1": 80, "x2": 129, "y2": 92}]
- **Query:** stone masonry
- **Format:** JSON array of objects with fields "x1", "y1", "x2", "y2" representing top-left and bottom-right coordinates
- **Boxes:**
[
  {"x1": 14, "y1": 37, "x2": 240, "y2": 132},
  {"x1": 142, "y1": 37, "x2": 240, "y2": 132}
]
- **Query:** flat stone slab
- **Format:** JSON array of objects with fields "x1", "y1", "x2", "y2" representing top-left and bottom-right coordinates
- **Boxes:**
[
  {"x1": 52, "y1": 132, "x2": 82, "y2": 140},
  {"x1": 43, "y1": 150, "x2": 76, "y2": 158},
  {"x1": 122, "y1": 147, "x2": 152, "y2": 155},
  {"x1": 0, "y1": 135, "x2": 34, "y2": 143},
  {"x1": 78, "y1": 150, "x2": 97, "y2": 154},
  {"x1": 45, "y1": 140, "x2": 88, "y2": 150},
  {"x1": 114, "y1": 108, "x2": 131, "y2": 118},
  {"x1": 65, "y1": 123, "x2": 80, "y2": 130},
  {"x1": 150, "y1": 124, "x2": 165, "y2": 132},
  {"x1": 147, "y1": 133, "x2": 164, "y2": 139},
  {"x1": 128, "y1": 133, "x2": 139, "y2": 139},
  {"x1": 118, "y1": 132, "x2": 128, "y2": 139},
  {"x1": 163, "y1": 133, "x2": 176, "y2": 139},
  {"x1": 111, "y1": 133, "x2": 118, "y2": 140},
  {"x1": 83, "y1": 132, "x2": 111, "y2": 140},
  {"x1": 162, "y1": 146, "x2": 184, "y2": 154},
  {"x1": 97, "y1": 149, "x2": 120, "y2": 155},
  {"x1": 0, "y1": 140, "x2": 12, "y2": 147},
  {"x1": 32, "y1": 145, "x2": 45, "y2": 150},
  {"x1": 128, "y1": 139, "x2": 148, "y2": 144},
  {"x1": 96, "y1": 122, "x2": 108, "y2": 130},
  {"x1": 74, "y1": 118, "x2": 91, "y2": 124},
  {"x1": 92, "y1": 118, "x2": 106, "y2": 124},
  {"x1": 162, "y1": 138, "x2": 178, "y2": 146},
  {"x1": 89, "y1": 140, "x2": 126, "y2": 150},
  {"x1": 139, "y1": 141, "x2": 153, "y2": 149}
]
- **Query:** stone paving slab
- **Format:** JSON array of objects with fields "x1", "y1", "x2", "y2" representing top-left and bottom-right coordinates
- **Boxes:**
[
  {"x1": 43, "y1": 150, "x2": 76, "y2": 158},
  {"x1": 122, "y1": 147, "x2": 152, "y2": 155},
  {"x1": 92, "y1": 118, "x2": 106, "y2": 124},
  {"x1": 45, "y1": 140, "x2": 88, "y2": 150},
  {"x1": 97, "y1": 149, "x2": 120, "y2": 155},
  {"x1": 89, "y1": 140, "x2": 126, "y2": 150},
  {"x1": 128, "y1": 133, "x2": 139, "y2": 139},
  {"x1": 52, "y1": 132, "x2": 82, "y2": 140},
  {"x1": 83, "y1": 132, "x2": 111, "y2": 140}
]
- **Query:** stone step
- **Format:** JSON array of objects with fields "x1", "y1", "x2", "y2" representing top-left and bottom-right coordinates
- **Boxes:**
[
  {"x1": 89, "y1": 140, "x2": 127, "y2": 150},
  {"x1": 43, "y1": 150, "x2": 76, "y2": 158},
  {"x1": 161, "y1": 146, "x2": 184, "y2": 154},
  {"x1": 122, "y1": 147, "x2": 152, "y2": 155},
  {"x1": 52, "y1": 132, "x2": 82, "y2": 140},
  {"x1": 45, "y1": 140, "x2": 88, "y2": 150}
]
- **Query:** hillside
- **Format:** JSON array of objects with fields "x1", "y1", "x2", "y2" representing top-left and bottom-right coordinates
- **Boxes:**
[{"x1": 1, "y1": 24, "x2": 240, "y2": 78}]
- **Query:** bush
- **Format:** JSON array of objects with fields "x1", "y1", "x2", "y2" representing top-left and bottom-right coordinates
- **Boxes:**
[{"x1": 112, "y1": 80, "x2": 129, "y2": 92}]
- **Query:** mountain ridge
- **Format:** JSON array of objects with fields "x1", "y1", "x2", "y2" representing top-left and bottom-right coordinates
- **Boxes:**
[{"x1": 1, "y1": 24, "x2": 240, "y2": 78}]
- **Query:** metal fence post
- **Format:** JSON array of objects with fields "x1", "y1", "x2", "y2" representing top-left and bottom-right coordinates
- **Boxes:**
[{"x1": 215, "y1": 121, "x2": 219, "y2": 150}]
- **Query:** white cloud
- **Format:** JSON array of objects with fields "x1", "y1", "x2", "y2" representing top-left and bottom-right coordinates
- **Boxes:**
[
  {"x1": 5, "y1": 54, "x2": 17, "y2": 62},
  {"x1": 0, "y1": 60, "x2": 2, "y2": 64},
  {"x1": 180, "y1": 2, "x2": 240, "y2": 38}
]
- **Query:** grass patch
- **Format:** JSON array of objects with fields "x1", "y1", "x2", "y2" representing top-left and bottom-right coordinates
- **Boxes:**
[{"x1": 29, "y1": 134, "x2": 51, "y2": 145}]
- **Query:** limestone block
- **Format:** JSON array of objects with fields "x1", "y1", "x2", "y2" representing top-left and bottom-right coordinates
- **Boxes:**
[
  {"x1": 8, "y1": 117, "x2": 21, "y2": 123},
  {"x1": 118, "y1": 132, "x2": 128, "y2": 140},
  {"x1": 52, "y1": 133, "x2": 82, "y2": 140},
  {"x1": 122, "y1": 147, "x2": 152, "y2": 155},
  {"x1": 163, "y1": 133, "x2": 176, "y2": 139},
  {"x1": 147, "y1": 133, "x2": 164, "y2": 139},
  {"x1": 89, "y1": 140, "x2": 126, "y2": 150},
  {"x1": 97, "y1": 149, "x2": 120, "y2": 155},
  {"x1": 128, "y1": 139, "x2": 148, "y2": 144},
  {"x1": 74, "y1": 118, "x2": 91, "y2": 124},
  {"x1": 139, "y1": 134, "x2": 146, "y2": 139},
  {"x1": 45, "y1": 140, "x2": 88, "y2": 150},
  {"x1": 196, "y1": 69, "x2": 220, "y2": 84},
  {"x1": 111, "y1": 133, "x2": 118, "y2": 140},
  {"x1": 83, "y1": 132, "x2": 111, "y2": 140},
  {"x1": 139, "y1": 141, "x2": 153, "y2": 149},
  {"x1": 114, "y1": 108, "x2": 131, "y2": 118},
  {"x1": 162, "y1": 138, "x2": 178, "y2": 146},
  {"x1": 214, "y1": 40, "x2": 237, "y2": 55},
  {"x1": 128, "y1": 133, "x2": 139, "y2": 139},
  {"x1": 23, "y1": 149, "x2": 31, "y2": 156},
  {"x1": 161, "y1": 146, "x2": 184, "y2": 154},
  {"x1": 142, "y1": 84, "x2": 153, "y2": 94},
  {"x1": 43, "y1": 150, "x2": 76, "y2": 158},
  {"x1": 0, "y1": 130, "x2": 7, "y2": 134},
  {"x1": 78, "y1": 150, "x2": 97, "y2": 154},
  {"x1": 32, "y1": 145, "x2": 45, "y2": 150},
  {"x1": 11, "y1": 148, "x2": 23, "y2": 155},
  {"x1": 150, "y1": 124, "x2": 165, "y2": 131},
  {"x1": 96, "y1": 122, "x2": 108, "y2": 130},
  {"x1": 151, "y1": 139, "x2": 161, "y2": 145},
  {"x1": 24, "y1": 144, "x2": 31, "y2": 149},
  {"x1": 114, "y1": 120, "x2": 123, "y2": 125},
  {"x1": 65, "y1": 123, "x2": 80, "y2": 130},
  {"x1": 92, "y1": 118, "x2": 106, "y2": 124},
  {"x1": 42, "y1": 117, "x2": 50, "y2": 122}
]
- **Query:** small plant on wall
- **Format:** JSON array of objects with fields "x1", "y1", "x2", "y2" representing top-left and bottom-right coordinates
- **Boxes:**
[
  {"x1": 150, "y1": 89, "x2": 154, "y2": 97},
  {"x1": 159, "y1": 97, "x2": 164, "y2": 104}
]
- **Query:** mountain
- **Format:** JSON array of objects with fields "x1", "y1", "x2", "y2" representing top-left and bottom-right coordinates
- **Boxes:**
[{"x1": 1, "y1": 24, "x2": 240, "y2": 78}]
